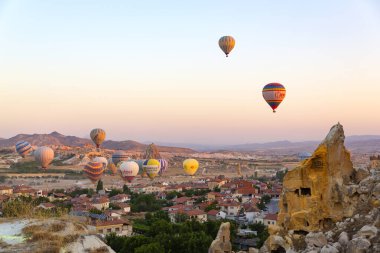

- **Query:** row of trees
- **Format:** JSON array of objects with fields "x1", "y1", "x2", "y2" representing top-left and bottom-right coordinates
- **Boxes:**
[
  {"x1": 1, "y1": 196, "x2": 68, "y2": 218},
  {"x1": 106, "y1": 211, "x2": 237, "y2": 253}
]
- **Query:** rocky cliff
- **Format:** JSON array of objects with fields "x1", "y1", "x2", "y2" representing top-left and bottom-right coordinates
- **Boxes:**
[{"x1": 261, "y1": 123, "x2": 380, "y2": 253}]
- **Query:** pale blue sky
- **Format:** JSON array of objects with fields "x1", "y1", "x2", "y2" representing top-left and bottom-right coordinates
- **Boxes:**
[{"x1": 0, "y1": 1, "x2": 379, "y2": 144}]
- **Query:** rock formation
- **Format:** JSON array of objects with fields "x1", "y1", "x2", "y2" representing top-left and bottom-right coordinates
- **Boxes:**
[
  {"x1": 144, "y1": 143, "x2": 161, "y2": 159},
  {"x1": 370, "y1": 155, "x2": 380, "y2": 170},
  {"x1": 278, "y1": 123, "x2": 354, "y2": 232},
  {"x1": 209, "y1": 222, "x2": 232, "y2": 253},
  {"x1": 260, "y1": 123, "x2": 380, "y2": 253}
]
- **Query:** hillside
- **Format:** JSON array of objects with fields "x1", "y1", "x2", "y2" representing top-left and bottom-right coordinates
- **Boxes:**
[{"x1": 0, "y1": 132, "x2": 194, "y2": 153}]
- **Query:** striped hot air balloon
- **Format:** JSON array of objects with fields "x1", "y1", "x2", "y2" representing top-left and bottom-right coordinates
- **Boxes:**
[
  {"x1": 143, "y1": 159, "x2": 160, "y2": 180},
  {"x1": 219, "y1": 36, "x2": 235, "y2": 57},
  {"x1": 84, "y1": 161, "x2": 104, "y2": 183},
  {"x1": 183, "y1": 159, "x2": 199, "y2": 176},
  {"x1": 119, "y1": 161, "x2": 139, "y2": 182},
  {"x1": 112, "y1": 151, "x2": 129, "y2": 166},
  {"x1": 262, "y1": 83, "x2": 286, "y2": 113},
  {"x1": 92, "y1": 156, "x2": 108, "y2": 169},
  {"x1": 158, "y1": 159, "x2": 168, "y2": 175},
  {"x1": 90, "y1": 128, "x2": 106, "y2": 148},
  {"x1": 34, "y1": 146, "x2": 54, "y2": 169},
  {"x1": 15, "y1": 141, "x2": 33, "y2": 158}
]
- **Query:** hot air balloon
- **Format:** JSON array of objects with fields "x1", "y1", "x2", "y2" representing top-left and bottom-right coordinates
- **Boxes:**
[
  {"x1": 135, "y1": 159, "x2": 146, "y2": 177},
  {"x1": 112, "y1": 151, "x2": 129, "y2": 166},
  {"x1": 15, "y1": 141, "x2": 32, "y2": 158},
  {"x1": 158, "y1": 159, "x2": 168, "y2": 175},
  {"x1": 93, "y1": 156, "x2": 108, "y2": 169},
  {"x1": 219, "y1": 36, "x2": 235, "y2": 57},
  {"x1": 34, "y1": 146, "x2": 54, "y2": 169},
  {"x1": 84, "y1": 161, "x2": 104, "y2": 183},
  {"x1": 143, "y1": 159, "x2": 160, "y2": 180},
  {"x1": 183, "y1": 159, "x2": 199, "y2": 176},
  {"x1": 90, "y1": 128, "x2": 106, "y2": 148},
  {"x1": 119, "y1": 161, "x2": 139, "y2": 182},
  {"x1": 262, "y1": 83, "x2": 286, "y2": 113},
  {"x1": 107, "y1": 158, "x2": 118, "y2": 175}
]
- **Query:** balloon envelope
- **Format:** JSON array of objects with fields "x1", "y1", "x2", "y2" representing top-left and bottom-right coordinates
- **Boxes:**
[
  {"x1": 262, "y1": 83, "x2": 286, "y2": 113},
  {"x1": 112, "y1": 151, "x2": 129, "y2": 166},
  {"x1": 107, "y1": 158, "x2": 118, "y2": 174},
  {"x1": 183, "y1": 159, "x2": 199, "y2": 176},
  {"x1": 219, "y1": 36, "x2": 235, "y2": 57},
  {"x1": 143, "y1": 159, "x2": 160, "y2": 180},
  {"x1": 34, "y1": 146, "x2": 54, "y2": 169},
  {"x1": 15, "y1": 141, "x2": 32, "y2": 158},
  {"x1": 84, "y1": 161, "x2": 104, "y2": 183},
  {"x1": 90, "y1": 128, "x2": 106, "y2": 148},
  {"x1": 158, "y1": 159, "x2": 168, "y2": 175},
  {"x1": 93, "y1": 157, "x2": 108, "y2": 169},
  {"x1": 119, "y1": 161, "x2": 139, "y2": 182}
]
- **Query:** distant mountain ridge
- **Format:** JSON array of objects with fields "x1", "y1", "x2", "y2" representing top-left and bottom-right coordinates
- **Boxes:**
[
  {"x1": 151, "y1": 135, "x2": 380, "y2": 154},
  {"x1": 1, "y1": 132, "x2": 379, "y2": 154},
  {"x1": 0, "y1": 132, "x2": 194, "y2": 153}
]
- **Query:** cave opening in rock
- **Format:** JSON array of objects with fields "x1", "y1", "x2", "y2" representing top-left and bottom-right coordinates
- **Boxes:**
[
  {"x1": 294, "y1": 230, "x2": 308, "y2": 235},
  {"x1": 271, "y1": 246, "x2": 286, "y2": 253},
  {"x1": 300, "y1": 187, "x2": 311, "y2": 196},
  {"x1": 283, "y1": 202, "x2": 288, "y2": 212}
]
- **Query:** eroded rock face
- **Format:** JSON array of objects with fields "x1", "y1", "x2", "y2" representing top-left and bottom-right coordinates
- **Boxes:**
[
  {"x1": 260, "y1": 123, "x2": 380, "y2": 253},
  {"x1": 144, "y1": 143, "x2": 161, "y2": 159},
  {"x1": 278, "y1": 123, "x2": 355, "y2": 232},
  {"x1": 208, "y1": 222, "x2": 232, "y2": 253}
]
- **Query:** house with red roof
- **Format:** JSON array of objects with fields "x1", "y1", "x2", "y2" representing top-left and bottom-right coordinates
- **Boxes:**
[
  {"x1": 110, "y1": 194, "x2": 130, "y2": 203},
  {"x1": 219, "y1": 201, "x2": 241, "y2": 216},
  {"x1": 89, "y1": 218, "x2": 132, "y2": 236},
  {"x1": 207, "y1": 192, "x2": 224, "y2": 202},
  {"x1": 13, "y1": 185, "x2": 36, "y2": 197},
  {"x1": 207, "y1": 209, "x2": 219, "y2": 221},
  {"x1": 92, "y1": 196, "x2": 110, "y2": 210},
  {"x1": 263, "y1": 213, "x2": 277, "y2": 226},
  {"x1": 0, "y1": 186, "x2": 13, "y2": 195},
  {"x1": 207, "y1": 178, "x2": 227, "y2": 190},
  {"x1": 173, "y1": 197, "x2": 195, "y2": 206},
  {"x1": 37, "y1": 202, "x2": 56, "y2": 210},
  {"x1": 185, "y1": 209, "x2": 207, "y2": 222}
]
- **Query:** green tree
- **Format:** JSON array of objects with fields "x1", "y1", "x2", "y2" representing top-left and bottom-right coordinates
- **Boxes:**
[
  {"x1": 130, "y1": 194, "x2": 165, "y2": 212},
  {"x1": 204, "y1": 202, "x2": 219, "y2": 212},
  {"x1": 109, "y1": 203, "x2": 121, "y2": 210},
  {"x1": 89, "y1": 208, "x2": 102, "y2": 214},
  {"x1": 175, "y1": 213, "x2": 189, "y2": 223},
  {"x1": 96, "y1": 180, "x2": 104, "y2": 192},
  {"x1": 213, "y1": 186, "x2": 221, "y2": 192},
  {"x1": 135, "y1": 242, "x2": 165, "y2": 253},
  {"x1": 165, "y1": 191, "x2": 180, "y2": 200},
  {"x1": 123, "y1": 184, "x2": 132, "y2": 194},
  {"x1": 257, "y1": 194, "x2": 271, "y2": 211},
  {"x1": 195, "y1": 196, "x2": 206, "y2": 204},
  {"x1": 108, "y1": 188, "x2": 122, "y2": 197}
]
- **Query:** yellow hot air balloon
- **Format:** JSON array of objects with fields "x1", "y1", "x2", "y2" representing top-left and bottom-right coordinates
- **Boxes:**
[
  {"x1": 90, "y1": 128, "x2": 106, "y2": 148},
  {"x1": 143, "y1": 159, "x2": 160, "y2": 180},
  {"x1": 219, "y1": 36, "x2": 235, "y2": 57},
  {"x1": 183, "y1": 159, "x2": 199, "y2": 176}
]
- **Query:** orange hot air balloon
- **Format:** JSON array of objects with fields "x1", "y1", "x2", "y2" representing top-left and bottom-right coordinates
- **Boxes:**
[
  {"x1": 219, "y1": 36, "x2": 235, "y2": 57},
  {"x1": 90, "y1": 128, "x2": 106, "y2": 148},
  {"x1": 262, "y1": 83, "x2": 286, "y2": 113}
]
